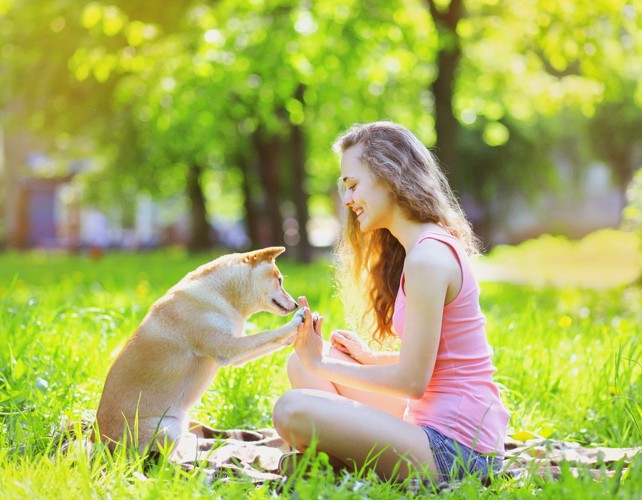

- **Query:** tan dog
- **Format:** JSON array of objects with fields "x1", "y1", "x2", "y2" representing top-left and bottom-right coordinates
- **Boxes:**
[{"x1": 92, "y1": 246, "x2": 304, "y2": 453}]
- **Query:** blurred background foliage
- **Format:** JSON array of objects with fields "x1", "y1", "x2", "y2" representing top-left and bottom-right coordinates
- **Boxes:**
[{"x1": 0, "y1": 0, "x2": 641, "y2": 260}]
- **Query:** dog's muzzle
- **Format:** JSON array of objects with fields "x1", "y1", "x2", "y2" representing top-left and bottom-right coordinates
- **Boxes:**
[{"x1": 272, "y1": 299, "x2": 294, "y2": 313}]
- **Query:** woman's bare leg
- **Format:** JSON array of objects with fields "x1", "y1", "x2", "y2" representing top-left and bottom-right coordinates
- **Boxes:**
[
  {"x1": 272, "y1": 389, "x2": 438, "y2": 481},
  {"x1": 287, "y1": 341, "x2": 407, "y2": 419}
]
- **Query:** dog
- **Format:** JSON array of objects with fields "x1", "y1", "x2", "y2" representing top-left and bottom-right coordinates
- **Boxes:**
[{"x1": 92, "y1": 246, "x2": 304, "y2": 453}]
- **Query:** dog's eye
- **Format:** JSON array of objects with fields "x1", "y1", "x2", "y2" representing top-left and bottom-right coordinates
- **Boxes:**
[{"x1": 278, "y1": 277, "x2": 283, "y2": 285}]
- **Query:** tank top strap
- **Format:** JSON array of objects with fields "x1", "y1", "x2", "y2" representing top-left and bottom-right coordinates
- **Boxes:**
[{"x1": 415, "y1": 231, "x2": 466, "y2": 263}]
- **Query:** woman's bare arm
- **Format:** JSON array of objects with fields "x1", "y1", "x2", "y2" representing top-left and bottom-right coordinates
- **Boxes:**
[{"x1": 295, "y1": 239, "x2": 460, "y2": 399}]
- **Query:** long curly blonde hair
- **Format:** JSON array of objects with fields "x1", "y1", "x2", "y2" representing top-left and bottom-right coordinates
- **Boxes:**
[{"x1": 332, "y1": 121, "x2": 479, "y2": 344}]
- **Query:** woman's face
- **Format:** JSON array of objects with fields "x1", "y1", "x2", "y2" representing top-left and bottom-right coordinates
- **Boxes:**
[{"x1": 340, "y1": 144, "x2": 395, "y2": 232}]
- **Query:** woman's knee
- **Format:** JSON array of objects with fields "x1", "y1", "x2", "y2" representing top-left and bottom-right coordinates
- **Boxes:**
[
  {"x1": 273, "y1": 390, "x2": 308, "y2": 422},
  {"x1": 272, "y1": 390, "x2": 312, "y2": 442}
]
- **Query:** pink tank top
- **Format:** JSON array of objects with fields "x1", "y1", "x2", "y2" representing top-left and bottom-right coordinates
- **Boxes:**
[{"x1": 392, "y1": 231, "x2": 509, "y2": 455}]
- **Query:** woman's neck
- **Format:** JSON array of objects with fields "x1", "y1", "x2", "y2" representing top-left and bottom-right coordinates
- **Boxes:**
[{"x1": 388, "y1": 219, "x2": 444, "y2": 253}]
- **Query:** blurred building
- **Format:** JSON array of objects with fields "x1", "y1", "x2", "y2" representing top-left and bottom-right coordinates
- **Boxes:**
[
  {"x1": 487, "y1": 161, "x2": 623, "y2": 245},
  {"x1": 0, "y1": 130, "x2": 626, "y2": 252},
  {"x1": 12, "y1": 174, "x2": 76, "y2": 248}
]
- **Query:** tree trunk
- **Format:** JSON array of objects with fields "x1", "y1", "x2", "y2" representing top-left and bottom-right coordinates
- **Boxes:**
[
  {"x1": 610, "y1": 155, "x2": 635, "y2": 226},
  {"x1": 289, "y1": 84, "x2": 313, "y2": 262},
  {"x1": 253, "y1": 131, "x2": 285, "y2": 247},
  {"x1": 237, "y1": 152, "x2": 261, "y2": 248},
  {"x1": 425, "y1": 1, "x2": 495, "y2": 243},
  {"x1": 426, "y1": 0, "x2": 464, "y2": 183},
  {"x1": 186, "y1": 161, "x2": 211, "y2": 252},
  {"x1": 2, "y1": 99, "x2": 34, "y2": 249}
]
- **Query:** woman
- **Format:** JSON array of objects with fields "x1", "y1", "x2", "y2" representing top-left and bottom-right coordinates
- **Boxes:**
[{"x1": 272, "y1": 121, "x2": 509, "y2": 483}]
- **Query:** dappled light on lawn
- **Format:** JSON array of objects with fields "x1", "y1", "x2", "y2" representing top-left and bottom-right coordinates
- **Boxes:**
[
  {"x1": 474, "y1": 229, "x2": 641, "y2": 289},
  {"x1": 1, "y1": 246, "x2": 641, "y2": 496}
]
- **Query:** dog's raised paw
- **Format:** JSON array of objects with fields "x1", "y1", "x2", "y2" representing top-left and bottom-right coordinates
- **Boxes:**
[{"x1": 293, "y1": 308, "x2": 306, "y2": 324}]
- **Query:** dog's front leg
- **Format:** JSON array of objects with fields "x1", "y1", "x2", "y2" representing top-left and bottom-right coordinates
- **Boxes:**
[{"x1": 213, "y1": 309, "x2": 304, "y2": 366}]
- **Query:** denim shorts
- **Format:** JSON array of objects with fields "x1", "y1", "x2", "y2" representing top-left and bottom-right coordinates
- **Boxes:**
[{"x1": 421, "y1": 426, "x2": 503, "y2": 482}]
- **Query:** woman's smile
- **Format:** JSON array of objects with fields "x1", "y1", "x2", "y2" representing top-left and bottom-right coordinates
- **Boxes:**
[{"x1": 340, "y1": 145, "x2": 395, "y2": 232}]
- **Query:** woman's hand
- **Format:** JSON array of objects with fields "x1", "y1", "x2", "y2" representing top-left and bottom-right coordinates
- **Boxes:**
[
  {"x1": 330, "y1": 329, "x2": 374, "y2": 364},
  {"x1": 294, "y1": 296, "x2": 324, "y2": 370}
]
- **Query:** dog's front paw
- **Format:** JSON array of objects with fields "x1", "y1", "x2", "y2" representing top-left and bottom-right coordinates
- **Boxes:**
[
  {"x1": 279, "y1": 309, "x2": 305, "y2": 346},
  {"x1": 293, "y1": 308, "x2": 306, "y2": 325}
]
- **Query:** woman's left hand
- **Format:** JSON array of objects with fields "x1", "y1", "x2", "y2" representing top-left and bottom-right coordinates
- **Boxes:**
[{"x1": 294, "y1": 296, "x2": 324, "y2": 370}]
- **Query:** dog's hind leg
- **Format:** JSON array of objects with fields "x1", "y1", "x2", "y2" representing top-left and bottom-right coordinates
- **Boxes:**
[{"x1": 137, "y1": 416, "x2": 183, "y2": 453}]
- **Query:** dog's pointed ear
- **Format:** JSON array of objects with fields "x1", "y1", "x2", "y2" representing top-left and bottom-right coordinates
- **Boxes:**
[{"x1": 242, "y1": 246, "x2": 285, "y2": 266}]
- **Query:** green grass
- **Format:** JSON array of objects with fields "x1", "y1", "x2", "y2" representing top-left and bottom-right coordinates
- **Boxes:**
[{"x1": 1, "y1": 244, "x2": 641, "y2": 498}]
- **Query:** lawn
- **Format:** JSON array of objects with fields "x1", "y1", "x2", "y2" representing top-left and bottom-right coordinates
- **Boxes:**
[{"x1": 1, "y1": 236, "x2": 641, "y2": 498}]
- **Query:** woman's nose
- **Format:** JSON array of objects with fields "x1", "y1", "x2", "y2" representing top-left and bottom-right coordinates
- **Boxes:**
[{"x1": 342, "y1": 190, "x2": 353, "y2": 206}]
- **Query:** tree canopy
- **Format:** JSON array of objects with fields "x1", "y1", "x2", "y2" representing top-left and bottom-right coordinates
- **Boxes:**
[{"x1": 1, "y1": 0, "x2": 641, "y2": 253}]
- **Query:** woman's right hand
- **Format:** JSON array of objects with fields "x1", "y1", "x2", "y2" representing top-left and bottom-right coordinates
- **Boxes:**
[
  {"x1": 294, "y1": 296, "x2": 324, "y2": 370},
  {"x1": 329, "y1": 329, "x2": 374, "y2": 364}
]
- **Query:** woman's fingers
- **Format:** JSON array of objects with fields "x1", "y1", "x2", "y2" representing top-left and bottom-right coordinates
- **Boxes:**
[
  {"x1": 330, "y1": 332, "x2": 349, "y2": 353},
  {"x1": 298, "y1": 296, "x2": 309, "y2": 308},
  {"x1": 297, "y1": 306, "x2": 311, "y2": 332},
  {"x1": 332, "y1": 331, "x2": 356, "y2": 347},
  {"x1": 313, "y1": 315, "x2": 324, "y2": 336},
  {"x1": 333, "y1": 329, "x2": 356, "y2": 341}
]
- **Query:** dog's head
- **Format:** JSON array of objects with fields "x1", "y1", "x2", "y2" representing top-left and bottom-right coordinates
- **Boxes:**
[{"x1": 242, "y1": 246, "x2": 298, "y2": 316}]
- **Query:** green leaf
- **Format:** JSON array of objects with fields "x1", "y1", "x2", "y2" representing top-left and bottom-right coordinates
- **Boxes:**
[
  {"x1": 12, "y1": 358, "x2": 26, "y2": 380},
  {"x1": 81, "y1": 2, "x2": 102, "y2": 30}
]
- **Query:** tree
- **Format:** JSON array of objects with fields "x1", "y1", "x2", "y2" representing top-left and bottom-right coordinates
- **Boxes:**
[
  {"x1": 589, "y1": 94, "x2": 642, "y2": 215},
  {"x1": 423, "y1": 0, "x2": 642, "y2": 242},
  {"x1": 425, "y1": 0, "x2": 463, "y2": 176},
  {"x1": 3, "y1": 0, "x2": 641, "y2": 253}
]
